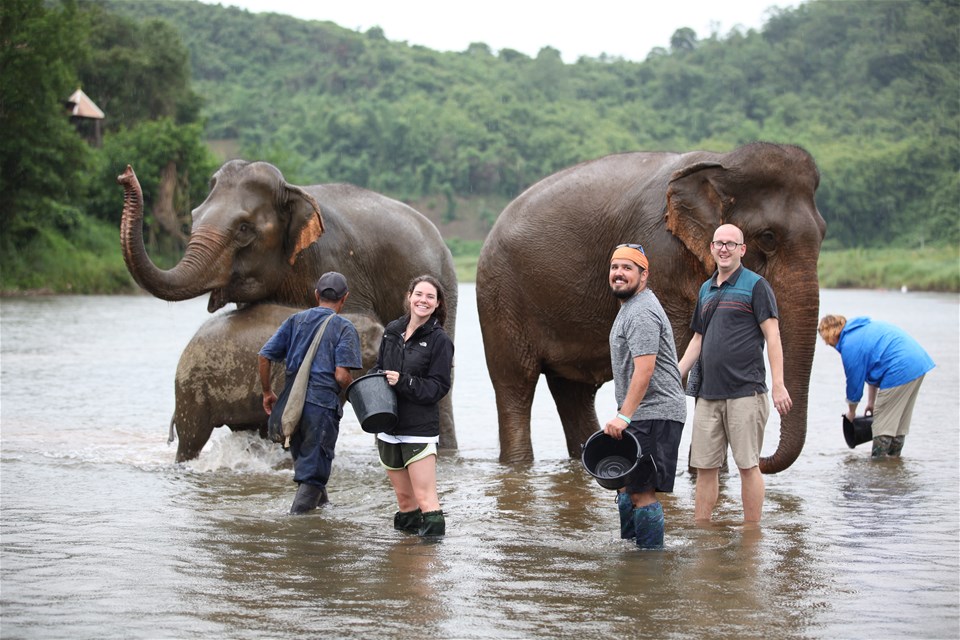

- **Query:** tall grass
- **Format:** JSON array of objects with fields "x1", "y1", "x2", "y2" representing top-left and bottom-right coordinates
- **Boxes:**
[
  {"x1": 3, "y1": 223, "x2": 956, "y2": 293},
  {"x1": 455, "y1": 246, "x2": 959, "y2": 290},
  {"x1": 817, "y1": 246, "x2": 960, "y2": 292},
  {"x1": 0, "y1": 218, "x2": 137, "y2": 294}
]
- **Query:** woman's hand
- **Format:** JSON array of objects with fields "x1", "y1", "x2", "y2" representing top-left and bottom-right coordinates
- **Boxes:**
[{"x1": 384, "y1": 370, "x2": 400, "y2": 386}]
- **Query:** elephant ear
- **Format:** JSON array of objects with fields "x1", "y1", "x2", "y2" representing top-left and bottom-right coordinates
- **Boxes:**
[
  {"x1": 283, "y1": 184, "x2": 325, "y2": 266},
  {"x1": 664, "y1": 160, "x2": 727, "y2": 274}
]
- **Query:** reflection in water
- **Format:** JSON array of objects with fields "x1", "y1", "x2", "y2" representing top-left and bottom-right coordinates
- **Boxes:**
[{"x1": 1, "y1": 289, "x2": 958, "y2": 638}]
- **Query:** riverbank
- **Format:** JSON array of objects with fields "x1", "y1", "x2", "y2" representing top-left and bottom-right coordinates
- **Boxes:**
[
  {"x1": 816, "y1": 246, "x2": 959, "y2": 292},
  {"x1": 1, "y1": 223, "x2": 957, "y2": 295},
  {"x1": 456, "y1": 246, "x2": 959, "y2": 292}
]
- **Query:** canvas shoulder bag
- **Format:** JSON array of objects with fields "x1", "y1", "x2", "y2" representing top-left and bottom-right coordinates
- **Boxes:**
[{"x1": 268, "y1": 313, "x2": 334, "y2": 448}]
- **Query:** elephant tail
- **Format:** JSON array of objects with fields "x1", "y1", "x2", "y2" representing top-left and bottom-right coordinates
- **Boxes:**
[{"x1": 168, "y1": 415, "x2": 177, "y2": 445}]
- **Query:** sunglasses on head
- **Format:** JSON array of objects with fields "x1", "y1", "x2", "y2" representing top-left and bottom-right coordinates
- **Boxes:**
[{"x1": 616, "y1": 243, "x2": 645, "y2": 254}]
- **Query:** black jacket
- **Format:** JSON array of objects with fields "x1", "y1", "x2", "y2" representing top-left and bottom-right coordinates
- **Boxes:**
[{"x1": 373, "y1": 315, "x2": 454, "y2": 437}]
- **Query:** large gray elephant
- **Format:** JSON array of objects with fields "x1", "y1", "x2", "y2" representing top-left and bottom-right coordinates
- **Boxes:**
[
  {"x1": 170, "y1": 304, "x2": 383, "y2": 462},
  {"x1": 476, "y1": 142, "x2": 825, "y2": 473},
  {"x1": 118, "y1": 160, "x2": 458, "y2": 456}
]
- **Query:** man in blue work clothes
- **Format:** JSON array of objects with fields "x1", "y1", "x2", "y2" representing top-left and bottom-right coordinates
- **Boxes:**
[{"x1": 259, "y1": 272, "x2": 362, "y2": 514}]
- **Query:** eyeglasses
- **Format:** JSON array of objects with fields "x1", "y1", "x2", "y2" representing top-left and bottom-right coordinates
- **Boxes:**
[
  {"x1": 710, "y1": 240, "x2": 743, "y2": 251},
  {"x1": 616, "y1": 243, "x2": 645, "y2": 254}
]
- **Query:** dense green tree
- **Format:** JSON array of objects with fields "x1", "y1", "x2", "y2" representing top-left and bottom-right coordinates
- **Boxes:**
[
  {"x1": 75, "y1": 1, "x2": 202, "y2": 131},
  {"x1": 1, "y1": 0, "x2": 223, "y2": 290},
  {"x1": 6, "y1": 0, "x2": 957, "y2": 265},
  {"x1": 0, "y1": 0, "x2": 91, "y2": 244}
]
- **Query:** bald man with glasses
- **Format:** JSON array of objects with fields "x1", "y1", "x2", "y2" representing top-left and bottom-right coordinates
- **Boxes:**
[{"x1": 678, "y1": 224, "x2": 792, "y2": 523}]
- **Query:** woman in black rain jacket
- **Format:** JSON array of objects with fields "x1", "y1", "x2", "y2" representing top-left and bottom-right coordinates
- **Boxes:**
[{"x1": 372, "y1": 275, "x2": 454, "y2": 537}]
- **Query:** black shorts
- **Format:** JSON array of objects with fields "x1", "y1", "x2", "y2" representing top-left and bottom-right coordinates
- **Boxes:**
[
  {"x1": 624, "y1": 419, "x2": 684, "y2": 494},
  {"x1": 377, "y1": 440, "x2": 437, "y2": 470}
]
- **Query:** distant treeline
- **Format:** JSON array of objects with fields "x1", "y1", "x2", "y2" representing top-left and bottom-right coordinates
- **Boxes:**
[{"x1": 1, "y1": 0, "x2": 957, "y2": 293}]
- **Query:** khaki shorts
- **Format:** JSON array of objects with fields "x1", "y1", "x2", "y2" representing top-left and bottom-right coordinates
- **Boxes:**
[
  {"x1": 871, "y1": 375, "x2": 925, "y2": 438},
  {"x1": 690, "y1": 393, "x2": 770, "y2": 470}
]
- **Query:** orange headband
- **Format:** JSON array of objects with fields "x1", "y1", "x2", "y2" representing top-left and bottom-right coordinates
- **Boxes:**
[{"x1": 611, "y1": 246, "x2": 649, "y2": 271}]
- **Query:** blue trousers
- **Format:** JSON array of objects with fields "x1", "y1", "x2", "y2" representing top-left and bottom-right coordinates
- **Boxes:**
[{"x1": 289, "y1": 402, "x2": 341, "y2": 487}]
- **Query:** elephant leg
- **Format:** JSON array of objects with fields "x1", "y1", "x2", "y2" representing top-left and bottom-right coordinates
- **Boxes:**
[
  {"x1": 438, "y1": 394, "x2": 457, "y2": 451},
  {"x1": 545, "y1": 376, "x2": 600, "y2": 458},
  {"x1": 173, "y1": 409, "x2": 215, "y2": 463},
  {"x1": 490, "y1": 363, "x2": 539, "y2": 464}
]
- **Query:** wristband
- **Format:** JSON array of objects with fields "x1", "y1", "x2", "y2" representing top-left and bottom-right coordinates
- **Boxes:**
[{"x1": 617, "y1": 413, "x2": 632, "y2": 424}]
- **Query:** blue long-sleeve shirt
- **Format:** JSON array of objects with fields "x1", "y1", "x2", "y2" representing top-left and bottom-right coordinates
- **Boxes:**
[
  {"x1": 835, "y1": 317, "x2": 935, "y2": 403},
  {"x1": 260, "y1": 307, "x2": 362, "y2": 409}
]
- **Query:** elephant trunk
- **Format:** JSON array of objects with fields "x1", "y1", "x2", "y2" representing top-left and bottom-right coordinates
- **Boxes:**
[
  {"x1": 759, "y1": 271, "x2": 820, "y2": 474},
  {"x1": 118, "y1": 165, "x2": 232, "y2": 303}
]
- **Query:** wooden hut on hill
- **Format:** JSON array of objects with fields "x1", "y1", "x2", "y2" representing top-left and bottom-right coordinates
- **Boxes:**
[{"x1": 65, "y1": 88, "x2": 104, "y2": 146}]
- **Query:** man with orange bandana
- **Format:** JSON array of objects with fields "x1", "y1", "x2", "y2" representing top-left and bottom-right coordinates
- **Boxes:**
[{"x1": 605, "y1": 243, "x2": 686, "y2": 549}]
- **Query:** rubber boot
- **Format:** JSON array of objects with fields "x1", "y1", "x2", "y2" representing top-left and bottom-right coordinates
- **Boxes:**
[
  {"x1": 633, "y1": 502, "x2": 665, "y2": 550},
  {"x1": 888, "y1": 435, "x2": 905, "y2": 457},
  {"x1": 418, "y1": 510, "x2": 445, "y2": 537},
  {"x1": 394, "y1": 508, "x2": 423, "y2": 533},
  {"x1": 871, "y1": 435, "x2": 893, "y2": 458},
  {"x1": 617, "y1": 492, "x2": 636, "y2": 539},
  {"x1": 290, "y1": 483, "x2": 327, "y2": 514}
]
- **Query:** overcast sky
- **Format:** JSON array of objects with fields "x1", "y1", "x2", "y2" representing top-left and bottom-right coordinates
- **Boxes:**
[{"x1": 199, "y1": 0, "x2": 804, "y2": 63}]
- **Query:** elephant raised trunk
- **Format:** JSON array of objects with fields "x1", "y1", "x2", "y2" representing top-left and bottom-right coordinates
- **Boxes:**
[
  {"x1": 759, "y1": 270, "x2": 821, "y2": 474},
  {"x1": 118, "y1": 165, "x2": 233, "y2": 309}
]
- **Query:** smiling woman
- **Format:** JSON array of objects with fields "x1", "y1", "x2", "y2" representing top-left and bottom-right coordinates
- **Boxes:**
[{"x1": 369, "y1": 274, "x2": 455, "y2": 537}]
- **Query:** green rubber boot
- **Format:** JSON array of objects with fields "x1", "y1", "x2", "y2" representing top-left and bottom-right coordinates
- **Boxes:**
[
  {"x1": 617, "y1": 492, "x2": 636, "y2": 539},
  {"x1": 888, "y1": 435, "x2": 906, "y2": 457},
  {"x1": 418, "y1": 510, "x2": 446, "y2": 537},
  {"x1": 393, "y1": 508, "x2": 423, "y2": 533},
  {"x1": 633, "y1": 502, "x2": 665, "y2": 550},
  {"x1": 872, "y1": 435, "x2": 893, "y2": 458}
]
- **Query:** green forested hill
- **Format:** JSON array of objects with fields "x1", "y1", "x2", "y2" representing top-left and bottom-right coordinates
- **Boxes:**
[
  {"x1": 104, "y1": 0, "x2": 958, "y2": 249},
  {"x1": 1, "y1": 0, "x2": 957, "y2": 293}
]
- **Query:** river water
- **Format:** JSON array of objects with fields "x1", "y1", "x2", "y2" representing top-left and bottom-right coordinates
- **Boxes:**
[{"x1": 1, "y1": 285, "x2": 958, "y2": 639}]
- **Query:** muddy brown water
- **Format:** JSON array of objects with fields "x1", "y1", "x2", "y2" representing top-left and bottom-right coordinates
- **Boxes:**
[{"x1": 2, "y1": 286, "x2": 958, "y2": 639}]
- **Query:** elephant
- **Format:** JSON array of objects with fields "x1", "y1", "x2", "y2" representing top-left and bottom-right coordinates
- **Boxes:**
[
  {"x1": 118, "y1": 159, "x2": 458, "y2": 455},
  {"x1": 476, "y1": 142, "x2": 825, "y2": 473},
  {"x1": 170, "y1": 303, "x2": 384, "y2": 462}
]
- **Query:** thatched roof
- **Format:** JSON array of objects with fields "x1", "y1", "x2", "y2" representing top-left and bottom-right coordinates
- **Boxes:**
[{"x1": 66, "y1": 88, "x2": 104, "y2": 119}]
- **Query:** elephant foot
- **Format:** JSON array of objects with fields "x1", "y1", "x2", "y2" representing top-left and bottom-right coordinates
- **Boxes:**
[{"x1": 290, "y1": 483, "x2": 328, "y2": 514}]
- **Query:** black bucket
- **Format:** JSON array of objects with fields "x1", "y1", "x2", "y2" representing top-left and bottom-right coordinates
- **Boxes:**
[
  {"x1": 346, "y1": 373, "x2": 398, "y2": 433},
  {"x1": 581, "y1": 430, "x2": 642, "y2": 490},
  {"x1": 842, "y1": 414, "x2": 874, "y2": 448}
]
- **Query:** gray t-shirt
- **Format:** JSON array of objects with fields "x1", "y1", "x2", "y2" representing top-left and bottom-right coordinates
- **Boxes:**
[{"x1": 609, "y1": 288, "x2": 686, "y2": 423}]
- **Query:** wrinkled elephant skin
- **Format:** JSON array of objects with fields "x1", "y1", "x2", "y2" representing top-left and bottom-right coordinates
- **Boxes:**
[
  {"x1": 172, "y1": 304, "x2": 384, "y2": 462},
  {"x1": 119, "y1": 160, "x2": 458, "y2": 459},
  {"x1": 476, "y1": 142, "x2": 825, "y2": 472}
]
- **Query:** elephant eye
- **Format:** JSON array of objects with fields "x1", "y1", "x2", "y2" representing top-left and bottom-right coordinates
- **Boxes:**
[
  {"x1": 756, "y1": 230, "x2": 777, "y2": 253},
  {"x1": 236, "y1": 222, "x2": 256, "y2": 244}
]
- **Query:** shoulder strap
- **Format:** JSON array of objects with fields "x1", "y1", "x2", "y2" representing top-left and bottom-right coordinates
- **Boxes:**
[{"x1": 280, "y1": 313, "x2": 335, "y2": 445}]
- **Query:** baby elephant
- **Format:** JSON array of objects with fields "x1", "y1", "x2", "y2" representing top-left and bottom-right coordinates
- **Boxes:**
[{"x1": 170, "y1": 303, "x2": 382, "y2": 462}]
